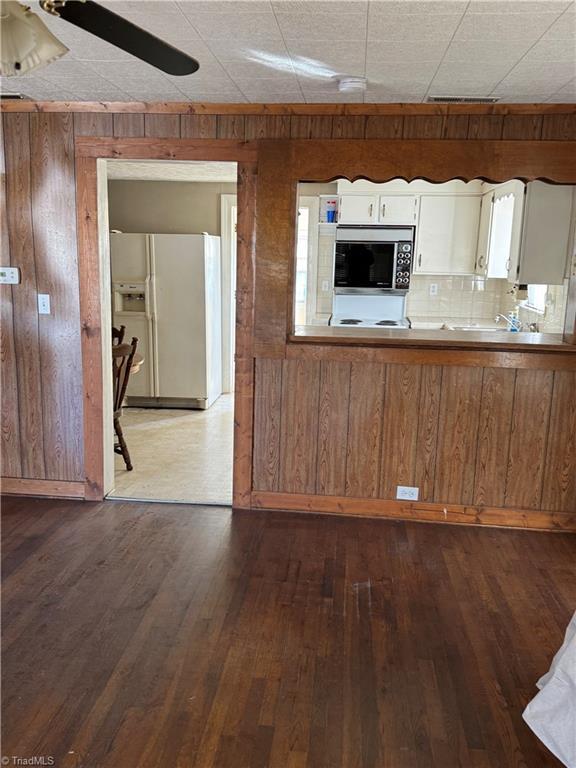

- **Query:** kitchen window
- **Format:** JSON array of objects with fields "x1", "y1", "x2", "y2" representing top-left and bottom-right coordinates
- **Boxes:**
[{"x1": 526, "y1": 284, "x2": 547, "y2": 314}]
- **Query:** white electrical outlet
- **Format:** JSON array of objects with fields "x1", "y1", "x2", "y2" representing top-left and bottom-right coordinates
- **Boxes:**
[
  {"x1": 396, "y1": 486, "x2": 419, "y2": 501},
  {"x1": 38, "y1": 293, "x2": 51, "y2": 315},
  {"x1": 0, "y1": 267, "x2": 20, "y2": 285},
  {"x1": 322, "y1": 280, "x2": 330, "y2": 292},
  {"x1": 429, "y1": 283, "x2": 438, "y2": 296}
]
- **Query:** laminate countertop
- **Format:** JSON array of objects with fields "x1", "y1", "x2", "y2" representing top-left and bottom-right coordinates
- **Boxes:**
[{"x1": 291, "y1": 325, "x2": 576, "y2": 353}]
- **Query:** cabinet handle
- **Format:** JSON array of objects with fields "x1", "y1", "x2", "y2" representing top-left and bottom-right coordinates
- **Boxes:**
[
  {"x1": 505, "y1": 258, "x2": 511, "y2": 271},
  {"x1": 369, "y1": 203, "x2": 373, "y2": 218},
  {"x1": 478, "y1": 255, "x2": 485, "y2": 268},
  {"x1": 418, "y1": 253, "x2": 422, "y2": 267},
  {"x1": 381, "y1": 203, "x2": 386, "y2": 218}
]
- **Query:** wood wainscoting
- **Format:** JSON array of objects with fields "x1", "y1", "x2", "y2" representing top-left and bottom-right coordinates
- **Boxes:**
[
  {"x1": 2, "y1": 102, "x2": 576, "y2": 530},
  {"x1": 252, "y1": 358, "x2": 576, "y2": 530}
]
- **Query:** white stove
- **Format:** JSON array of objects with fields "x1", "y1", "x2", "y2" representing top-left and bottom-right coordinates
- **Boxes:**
[
  {"x1": 329, "y1": 293, "x2": 410, "y2": 330},
  {"x1": 331, "y1": 316, "x2": 410, "y2": 329}
]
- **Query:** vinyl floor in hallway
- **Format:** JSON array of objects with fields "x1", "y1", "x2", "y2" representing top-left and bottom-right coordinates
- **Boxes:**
[
  {"x1": 2, "y1": 497, "x2": 574, "y2": 768},
  {"x1": 110, "y1": 393, "x2": 233, "y2": 504}
]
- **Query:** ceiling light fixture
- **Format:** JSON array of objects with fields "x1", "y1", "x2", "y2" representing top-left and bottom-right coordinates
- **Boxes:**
[
  {"x1": 0, "y1": 1, "x2": 68, "y2": 76},
  {"x1": 336, "y1": 76, "x2": 367, "y2": 93}
]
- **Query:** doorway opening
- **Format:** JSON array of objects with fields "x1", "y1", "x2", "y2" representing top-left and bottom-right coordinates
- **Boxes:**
[{"x1": 100, "y1": 159, "x2": 237, "y2": 505}]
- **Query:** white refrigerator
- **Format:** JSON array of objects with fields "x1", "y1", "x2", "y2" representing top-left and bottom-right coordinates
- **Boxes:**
[{"x1": 111, "y1": 233, "x2": 222, "y2": 409}]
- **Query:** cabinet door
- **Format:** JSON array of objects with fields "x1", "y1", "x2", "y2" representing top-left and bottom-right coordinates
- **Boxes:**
[
  {"x1": 475, "y1": 191, "x2": 493, "y2": 276},
  {"x1": 338, "y1": 195, "x2": 378, "y2": 224},
  {"x1": 414, "y1": 195, "x2": 481, "y2": 274},
  {"x1": 378, "y1": 195, "x2": 419, "y2": 225},
  {"x1": 519, "y1": 182, "x2": 573, "y2": 285}
]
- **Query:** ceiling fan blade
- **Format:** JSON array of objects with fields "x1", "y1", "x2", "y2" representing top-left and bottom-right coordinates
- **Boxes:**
[{"x1": 41, "y1": 1, "x2": 199, "y2": 76}]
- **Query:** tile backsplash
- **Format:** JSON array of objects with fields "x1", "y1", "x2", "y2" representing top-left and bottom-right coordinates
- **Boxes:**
[
  {"x1": 407, "y1": 275, "x2": 568, "y2": 331},
  {"x1": 406, "y1": 276, "x2": 505, "y2": 320}
]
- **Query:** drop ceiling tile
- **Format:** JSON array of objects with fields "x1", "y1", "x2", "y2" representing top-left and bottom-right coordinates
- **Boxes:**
[
  {"x1": 499, "y1": 60, "x2": 576, "y2": 84},
  {"x1": 88, "y1": 60, "x2": 178, "y2": 82},
  {"x1": 218, "y1": 60, "x2": 295, "y2": 79},
  {"x1": 181, "y1": 11, "x2": 283, "y2": 40},
  {"x1": 178, "y1": 1, "x2": 273, "y2": 13},
  {"x1": 225, "y1": 77, "x2": 301, "y2": 94},
  {"x1": 540, "y1": 9, "x2": 576, "y2": 40},
  {"x1": 367, "y1": 12, "x2": 464, "y2": 41},
  {"x1": 299, "y1": 76, "x2": 354, "y2": 92},
  {"x1": 277, "y1": 11, "x2": 368, "y2": 41},
  {"x1": 171, "y1": 79, "x2": 242, "y2": 95},
  {"x1": 204, "y1": 40, "x2": 289, "y2": 62},
  {"x1": 453, "y1": 11, "x2": 564, "y2": 41},
  {"x1": 491, "y1": 80, "x2": 559, "y2": 96},
  {"x1": 246, "y1": 92, "x2": 305, "y2": 102},
  {"x1": 304, "y1": 91, "x2": 365, "y2": 102},
  {"x1": 505, "y1": 93, "x2": 561, "y2": 101},
  {"x1": 434, "y1": 62, "x2": 513, "y2": 81},
  {"x1": 284, "y1": 41, "x2": 365, "y2": 74},
  {"x1": 367, "y1": 40, "x2": 447, "y2": 64},
  {"x1": 524, "y1": 35, "x2": 576, "y2": 61},
  {"x1": 468, "y1": 0, "x2": 570, "y2": 12},
  {"x1": 273, "y1": 1, "x2": 367, "y2": 12},
  {"x1": 369, "y1": 1, "x2": 467, "y2": 13},
  {"x1": 101, "y1": 2, "x2": 185, "y2": 15},
  {"x1": 443, "y1": 39, "x2": 533, "y2": 63},
  {"x1": 116, "y1": 12, "x2": 202, "y2": 41}
]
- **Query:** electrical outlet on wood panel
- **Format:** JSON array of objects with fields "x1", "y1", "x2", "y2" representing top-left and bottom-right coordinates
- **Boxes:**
[{"x1": 397, "y1": 486, "x2": 419, "y2": 501}]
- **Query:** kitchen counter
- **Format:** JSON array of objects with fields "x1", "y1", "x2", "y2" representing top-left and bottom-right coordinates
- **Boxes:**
[{"x1": 291, "y1": 325, "x2": 575, "y2": 353}]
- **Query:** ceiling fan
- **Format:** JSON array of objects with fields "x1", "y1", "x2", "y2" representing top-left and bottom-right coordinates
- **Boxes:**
[{"x1": 0, "y1": 0, "x2": 199, "y2": 77}]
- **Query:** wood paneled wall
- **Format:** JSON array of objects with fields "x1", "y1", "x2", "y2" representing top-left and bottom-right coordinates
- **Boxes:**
[
  {"x1": 1, "y1": 103, "x2": 575, "y2": 523},
  {"x1": 253, "y1": 359, "x2": 576, "y2": 515}
]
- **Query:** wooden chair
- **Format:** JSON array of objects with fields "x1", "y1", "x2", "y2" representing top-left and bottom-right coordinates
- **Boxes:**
[
  {"x1": 113, "y1": 336, "x2": 138, "y2": 471},
  {"x1": 112, "y1": 325, "x2": 126, "y2": 345}
]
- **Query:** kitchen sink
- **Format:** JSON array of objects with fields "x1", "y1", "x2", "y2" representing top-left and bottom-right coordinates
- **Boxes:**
[{"x1": 443, "y1": 324, "x2": 507, "y2": 332}]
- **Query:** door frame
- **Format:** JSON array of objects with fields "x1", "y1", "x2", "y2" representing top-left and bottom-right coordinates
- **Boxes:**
[
  {"x1": 75, "y1": 138, "x2": 258, "y2": 506},
  {"x1": 220, "y1": 193, "x2": 237, "y2": 393}
]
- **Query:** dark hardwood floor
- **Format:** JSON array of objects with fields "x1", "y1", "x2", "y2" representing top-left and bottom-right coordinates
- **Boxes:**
[{"x1": 2, "y1": 497, "x2": 574, "y2": 768}]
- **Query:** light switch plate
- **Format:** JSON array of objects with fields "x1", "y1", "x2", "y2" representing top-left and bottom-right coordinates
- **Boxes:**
[
  {"x1": 397, "y1": 486, "x2": 419, "y2": 501},
  {"x1": 0, "y1": 267, "x2": 20, "y2": 284},
  {"x1": 38, "y1": 293, "x2": 51, "y2": 315}
]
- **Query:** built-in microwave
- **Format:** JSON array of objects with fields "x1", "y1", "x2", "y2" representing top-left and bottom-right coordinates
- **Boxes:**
[{"x1": 334, "y1": 226, "x2": 415, "y2": 292}]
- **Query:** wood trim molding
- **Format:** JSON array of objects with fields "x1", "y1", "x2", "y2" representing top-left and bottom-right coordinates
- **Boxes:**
[
  {"x1": 251, "y1": 491, "x2": 576, "y2": 532},
  {"x1": 1, "y1": 477, "x2": 85, "y2": 499},
  {"x1": 75, "y1": 136, "x2": 258, "y2": 161},
  {"x1": 284, "y1": 139, "x2": 576, "y2": 183},
  {"x1": 2, "y1": 102, "x2": 576, "y2": 115},
  {"x1": 76, "y1": 155, "x2": 103, "y2": 500},
  {"x1": 283, "y1": 343, "x2": 576, "y2": 370},
  {"x1": 75, "y1": 138, "x2": 259, "y2": 502},
  {"x1": 233, "y1": 162, "x2": 258, "y2": 509}
]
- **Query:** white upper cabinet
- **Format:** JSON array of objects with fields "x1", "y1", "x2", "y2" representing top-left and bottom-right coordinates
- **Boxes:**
[
  {"x1": 414, "y1": 195, "x2": 481, "y2": 275},
  {"x1": 338, "y1": 195, "x2": 378, "y2": 224},
  {"x1": 378, "y1": 195, "x2": 419, "y2": 225},
  {"x1": 518, "y1": 182, "x2": 573, "y2": 285},
  {"x1": 474, "y1": 191, "x2": 493, "y2": 276}
]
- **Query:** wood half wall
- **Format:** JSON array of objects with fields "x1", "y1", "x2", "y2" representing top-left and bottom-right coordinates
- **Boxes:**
[{"x1": 1, "y1": 102, "x2": 576, "y2": 526}]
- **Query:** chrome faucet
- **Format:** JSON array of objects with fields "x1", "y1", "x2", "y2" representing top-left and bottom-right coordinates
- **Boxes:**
[{"x1": 494, "y1": 313, "x2": 522, "y2": 331}]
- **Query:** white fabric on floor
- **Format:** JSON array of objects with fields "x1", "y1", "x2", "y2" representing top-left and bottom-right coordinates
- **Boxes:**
[{"x1": 523, "y1": 612, "x2": 576, "y2": 768}]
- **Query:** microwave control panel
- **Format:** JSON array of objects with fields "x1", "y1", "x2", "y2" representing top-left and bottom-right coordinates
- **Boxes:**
[{"x1": 395, "y1": 242, "x2": 413, "y2": 289}]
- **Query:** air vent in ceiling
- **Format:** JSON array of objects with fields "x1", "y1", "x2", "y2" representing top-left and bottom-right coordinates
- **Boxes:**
[{"x1": 427, "y1": 95, "x2": 500, "y2": 104}]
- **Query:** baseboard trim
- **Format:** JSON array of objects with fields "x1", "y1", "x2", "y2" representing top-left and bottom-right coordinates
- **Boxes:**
[
  {"x1": 250, "y1": 491, "x2": 576, "y2": 532},
  {"x1": 1, "y1": 478, "x2": 86, "y2": 499}
]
